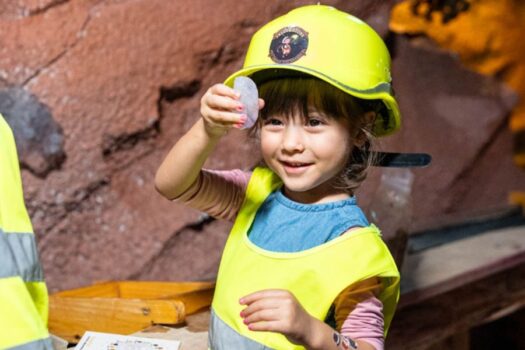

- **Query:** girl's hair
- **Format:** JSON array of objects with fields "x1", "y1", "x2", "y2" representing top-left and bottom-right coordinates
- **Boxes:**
[{"x1": 250, "y1": 72, "x2": 384, "y2": 194}]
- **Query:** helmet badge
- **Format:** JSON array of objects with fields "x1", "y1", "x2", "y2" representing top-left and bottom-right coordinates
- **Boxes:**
[{"x1": 269, "y1": 26, "x2": 308, "y2": 64}]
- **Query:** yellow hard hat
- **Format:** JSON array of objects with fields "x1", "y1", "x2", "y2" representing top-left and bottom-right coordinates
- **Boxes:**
[{"x1": 224, "y1": 4, "x2": 401, "y2": 136}]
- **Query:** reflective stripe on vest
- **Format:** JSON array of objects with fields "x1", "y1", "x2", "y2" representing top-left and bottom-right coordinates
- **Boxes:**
[
  {"x1": 209, "y1": 309, "x2": 271, "y2": 350},
  {"x1": 7, "y1": 338, "x2": 54, "y2": 350},
  {"x1": 211, "y1": 167, "x2": 400, "y2": 349},
  {"x1": 0, "y1": 230, "x2": 44, "y2": 281}
]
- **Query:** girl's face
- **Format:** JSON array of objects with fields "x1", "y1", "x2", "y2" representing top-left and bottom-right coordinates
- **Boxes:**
[{"x1": 260, "y1": 108, "x2": 355, "y2": 204}]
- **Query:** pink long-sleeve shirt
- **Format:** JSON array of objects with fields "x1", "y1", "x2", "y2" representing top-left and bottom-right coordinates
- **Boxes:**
[{"x1": 176, "y1": 169, "x2": 385, "y2": 349}]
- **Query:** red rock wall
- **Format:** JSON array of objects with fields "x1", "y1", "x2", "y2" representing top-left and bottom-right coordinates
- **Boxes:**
[{"x1": 1, "y1": 0, "x2": 524, "y2": 291}]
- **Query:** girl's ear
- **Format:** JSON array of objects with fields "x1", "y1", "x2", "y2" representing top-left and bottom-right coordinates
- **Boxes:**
[{"x1": 353, "y1": 111, "x2": 376, "y2": 148}]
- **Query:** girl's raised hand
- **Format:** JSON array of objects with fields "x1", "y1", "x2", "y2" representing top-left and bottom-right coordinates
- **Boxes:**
[
  {"x1": 239, "y1": 289, "x2": 314, "y2": 346},
  {"x1": 200, "y1": 83, "x2": 245, "y2": 137},
  {"x1": 200, "y1": 83, "x2": 265, "y2": 138}
]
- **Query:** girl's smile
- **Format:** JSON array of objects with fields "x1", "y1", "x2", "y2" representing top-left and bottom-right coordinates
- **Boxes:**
[
  {"x1": 279, "y1": 160, "x2": 313, "y2": 175},
  {"x1": 260, "y1": 111, "x2": 354, "y2": 204}
]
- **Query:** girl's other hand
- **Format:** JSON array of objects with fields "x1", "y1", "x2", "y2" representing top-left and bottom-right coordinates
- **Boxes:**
[
  {"x1": 239, "y1": 289, "x2": 314, "y2": 346},
  {"x1": 200, "y1": 83, "x2": 247, "y2": 137}
]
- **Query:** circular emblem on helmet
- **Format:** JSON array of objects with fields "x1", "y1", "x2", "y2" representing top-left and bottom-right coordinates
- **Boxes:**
[{"x1": 269, "y1": 26, "x2": 308, "y2": 64}]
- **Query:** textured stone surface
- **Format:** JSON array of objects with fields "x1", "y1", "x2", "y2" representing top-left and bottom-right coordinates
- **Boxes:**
[
  {"x1": 1, "y1": 0, "x2": 523, "y2": 293},
  {"x1": 0, "y1": 0, "x2": 69, "y2": 19},
  {"x1": 0, "y1": 87, "x2": 65, "y2": 177}
]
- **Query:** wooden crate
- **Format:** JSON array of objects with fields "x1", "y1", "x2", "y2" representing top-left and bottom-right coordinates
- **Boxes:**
[{"x1": 49, "y1": 281, "x2": 214, "y2": 343}]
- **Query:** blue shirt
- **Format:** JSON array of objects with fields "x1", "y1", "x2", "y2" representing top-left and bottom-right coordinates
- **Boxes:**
[{"x1": 248, "y1": 189, "x2": 369, "y2": 252}]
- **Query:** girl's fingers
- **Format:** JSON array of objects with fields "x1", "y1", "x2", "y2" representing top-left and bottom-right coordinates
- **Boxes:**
[
  {"x1": 246, "y1": 320, "x2": 282, "y2": 333},
  {"x1": 199, "y1": 83, "x2": 255, "y2": 131},
  {"x1": 206, "y1": 93, "x2": 244, "y2": 112},
  {"x1": 202, "y1": 106, "x2": 246, "y2": 125},
  {"x1": 258, "y1": 98, "x2": 265, "y2": 110},
  {"x1": 243, "y1": 308, "x2": 280, "y2": 326},
  {"x1": 240, "y1": 298, "x2": 280, "y2": 319},
  {"x1": 210, "y1": 83, "x2": 240, "y2": 99},
  {"x1": 240, "y1": 289, "x2": 288, "y2": 305}
]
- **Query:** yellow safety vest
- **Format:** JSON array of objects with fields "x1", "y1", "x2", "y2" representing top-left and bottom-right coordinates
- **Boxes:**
[
  {"x1": 0, "y1": 115, "x2": 52, "y2": 349},
  {"x1": 211, "y1": 167, "x2": 400, "y2": 349}
]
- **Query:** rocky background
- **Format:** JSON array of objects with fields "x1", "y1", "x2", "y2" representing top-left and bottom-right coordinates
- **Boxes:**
[{"x1": 1, "y1": 0, "x2": 524, "y2": 292}]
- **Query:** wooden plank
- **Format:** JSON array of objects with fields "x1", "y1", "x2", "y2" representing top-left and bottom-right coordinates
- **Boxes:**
[
  {"x1": 52, "y1": 281, "x2": 120, "y2": 298},
  {"x1": 162, "y1": 288, "x2": 214, "y2": 315},
  {"x1": 48, "y1": 296, "x2": 185, "y2": 343},
  {"x1": 387, "y1": 263, "x2": 525, "y2": 350},
  {"x1": 53, "y1": 281, "x2": 215, "y2": 299},
  {"x1": 386, "y1": 225, "x2": 525, "y2": 349},
  {"x1": 116, "y1": 281, "x2": 214, "y2": 299},
  {"x1": 400, "y1": 226, "x2": 525, "y2": 307}
]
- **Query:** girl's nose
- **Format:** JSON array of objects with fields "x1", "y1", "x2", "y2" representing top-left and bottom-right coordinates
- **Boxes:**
[{"x1": 281, "y1": 125, "x2": 305, "y2": 153}]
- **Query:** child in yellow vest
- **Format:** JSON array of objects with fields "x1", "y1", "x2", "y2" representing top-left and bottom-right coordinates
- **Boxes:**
[
  {"x1": 0, "y1": 115, "x2": 52, "y2": 349},
  {"x1": 156, "y1": 5, "x2": 400, "y2": 350}
]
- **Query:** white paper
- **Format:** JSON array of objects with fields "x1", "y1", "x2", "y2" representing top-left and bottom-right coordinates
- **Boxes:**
[{"x1": 75, "y1": 331, "x2": 181, "y2": 350}]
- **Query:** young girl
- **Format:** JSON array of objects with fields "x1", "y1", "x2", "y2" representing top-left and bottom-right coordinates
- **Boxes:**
[{"x1": 155, "y1": 5, "x2": 400, "y2": 350}]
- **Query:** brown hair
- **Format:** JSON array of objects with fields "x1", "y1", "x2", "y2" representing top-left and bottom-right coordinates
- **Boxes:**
[{"x1": 250, "y1": 73, "x2": 383, "y2": 194}]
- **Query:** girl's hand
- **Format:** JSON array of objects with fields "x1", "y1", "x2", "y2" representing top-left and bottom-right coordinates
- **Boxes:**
[
  {"x1": 239, "y1": 289, "x2": 314, "y2": 346},
  {"x1": 200, "y1": 83, "x2": 264, "y2": 138}
]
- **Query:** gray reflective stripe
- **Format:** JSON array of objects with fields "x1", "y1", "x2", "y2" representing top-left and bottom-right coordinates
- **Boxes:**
[
  {"x1": 209, "y1": 309, "x2": 274, "y2": 350},
  {"x1": 294, "y1": 65, "x2": 393, "y2": 95},
  {"x1": 0, "y1": 229, "x2": 44, "y2": 281},
  {"x1": 8, "y1": 337, "x2": 54, "y2": 350},
  {"x1": 247, "y1": 64, "x2": 393, "y2": 95}
]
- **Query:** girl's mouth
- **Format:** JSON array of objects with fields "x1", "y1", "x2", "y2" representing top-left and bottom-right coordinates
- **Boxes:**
[{"x1": 280, "y1": 160, "x2": 313, "y2": 174}]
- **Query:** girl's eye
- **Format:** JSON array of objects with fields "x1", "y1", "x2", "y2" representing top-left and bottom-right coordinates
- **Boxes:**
[
  {"x1": 265, "y1": 118, "x2": 283, "y2": 126},
  {"x1": 307, "y1": 118, "x2": 323, "y2": 127}
]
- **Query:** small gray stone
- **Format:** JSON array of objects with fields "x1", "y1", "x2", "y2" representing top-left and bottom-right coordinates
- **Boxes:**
[{"x1": 233, "y1": 76, "x2": 258, "y2": 129}]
